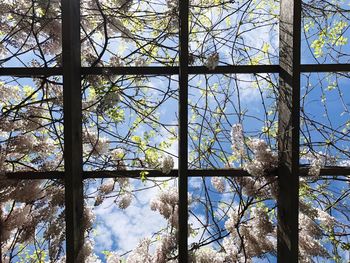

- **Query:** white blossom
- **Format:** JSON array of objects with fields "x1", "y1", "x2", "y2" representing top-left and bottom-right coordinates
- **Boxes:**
[
  {"x1": 83, "y1": 129, "x2": 110, "y2": 156},
  {"x1": 94, "y1": 195, "x2": 104, "y2": 206},
  {"x1": 82, "y1": 205, "x2": 95, "y2": 231},
  {"x1": 118, "y1": 192, "x2": 133, "y2": 209},
  {"x1": 243, "y1": 138, "x2": 278, "y2": 177},
  {"x1": 301, "y1": 151, "x2": 331, "y2": 177},
  {"x1": 99, "y1": 179, "x2": 115, "y2": 194},
  {"x1": 126, "y1": 238, "x2": 153, "y2": 263},
  {"x1": 107, "y1": 252, "x2": 121, "y2": 263},
  {"x1": 205, "y1": 52, "x2": 219, "y2": 70},
  {"x1": 150, "y1": 187, "x2": 178, "y2": 227},
  {"x1": 223, "y1": 205, "x2": 275, "y2": 260},
  {"x1": 99, "y1": 91, "x2": 121, "y2": 112},
  {"x1": 161, "y1": 155, "x2": 174, "y2": 174},
  {"x1": 211, "y1": 177, "x2": 226, "y2": 193},
  {"x1": 154, "y1": 235, "x2": 176, "y2": 263},
  {"x1": 231, "y1": 123, "x2": 244, "y2": 154},
  {"x1": 192, "y1": 247, "x2": 226, "y2": 263},
  {"x1": 316, "y1": 208, "x2": 336, "y2": 229}
]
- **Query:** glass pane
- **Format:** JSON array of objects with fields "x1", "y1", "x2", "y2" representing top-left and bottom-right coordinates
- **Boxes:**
[
  {"x1": 300, "y1": 73, "x2": 350, "y2": 172},
  {"x1": 302, "y1": 0, "x2": 350, "y2": 64},
  {"x1": 188, "y1": 74, "x2": 278, "y2": 170},
  {"x1": 189, "y1": 176, "x2": 277, "y2": 262},
  {"x1": 83, "y1": 177, "x2": 178, "y2": 262},
  {"x1": 1, "y1": 179, "x2": 66, "y2": 262},
  {"x1": 81, "y1": 0, "x2": 178, "y2": 67},
  {"x1": 82, "y1": 75, "x2": 178, "y2": 171},
  {"x1": 0, "y1": 0, "x2": 61, "y2": 67},
  {"x1": 0, "y1": 76, "x2": 64, "y2": 172},
  {"x1": 299, "y1": 176, "x2": 350, "y2": 262},
  {"x1": 189, "y1": 0, "x2": 279, "y2": 66}
]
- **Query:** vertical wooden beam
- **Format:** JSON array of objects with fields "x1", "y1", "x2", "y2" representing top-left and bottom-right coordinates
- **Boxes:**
[
  {"x1": 178, "y1": 0, "x2": 189, "y2": 261},
  {"x1": 62, "y1": 0, "x2": 83, "y2": 262},
  {"x1": 277, "y1": 0, "x2": 301, "y2": 262}
]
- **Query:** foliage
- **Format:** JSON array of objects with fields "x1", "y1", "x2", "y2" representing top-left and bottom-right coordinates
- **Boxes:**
[{"x1": 0, "y1": 0, "x2": 349, "y2": 262}]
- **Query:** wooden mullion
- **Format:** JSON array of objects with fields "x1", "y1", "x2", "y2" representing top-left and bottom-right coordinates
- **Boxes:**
[
  {"x1": 277, "y1": 0, "x2": 302, "y2": 262},
  {"x1": 62, "y1": 0, "x2": 84, "y2": 261}
]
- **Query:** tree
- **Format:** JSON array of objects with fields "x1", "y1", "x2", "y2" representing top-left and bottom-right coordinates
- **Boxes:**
[{"x1": 0, "y1": 0, "x2": 349, "y2": 262}]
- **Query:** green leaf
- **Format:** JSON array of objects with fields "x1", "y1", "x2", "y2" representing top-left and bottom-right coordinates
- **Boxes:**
[
  {"x1": 131, "y1": 135, "x2": 142, "y2": 144},
  {"x1": 140, "y1": 171, "x2": 149, "y2": 182}
]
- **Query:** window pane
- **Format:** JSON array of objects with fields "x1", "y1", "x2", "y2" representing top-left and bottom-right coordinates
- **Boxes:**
[
  {"x1": 299, "y1": 176, "x2": 350, "y2": 262},
  {"x1": 300, "y1": 73, "x2": 350, "y2": 171},
  {"x1": 188, "y1": 74, "x2": 278, "y2": 169},
  {"x1": 302, "y1": 0, "x2": 350, "y2": 64},
  {"x1": 83, "y1": 177, "x2": 178, "y2": 262},
  {"x1": 0, "y1": 76, "x2": 64, "y2": 172},
  {"x1": 82, "y1": 75, "x2": 178, "y2": 171},
  {"x1": 190, "y1": 0, "x2": 279, "y2": 66},
  {"x1": 81, "y1": 0, "x2": 179, "y2": 67},
  {"x1": 189, "y1": 176, "x2": 277, "y2": 262},
  {"x1": 1, "y1": 179, "x2": 66, "y2": 262},
  {"x1": 0, "y1": 0, "x2": 61, "y2": 67}
]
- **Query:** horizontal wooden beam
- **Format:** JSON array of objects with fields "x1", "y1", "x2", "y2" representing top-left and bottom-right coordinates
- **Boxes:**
[
  {"x1": 0, "y1": 67, "x2": 63, "y2": 76},
  {"x1": 3, "y1": 171, "x2": 65, "y2": 180},
  {"x1": 3, "y1": 167, "x2": 350, "y2": 180},
  {"x1": 301, "y1": 64, "x2": 350, "y2": 72}
]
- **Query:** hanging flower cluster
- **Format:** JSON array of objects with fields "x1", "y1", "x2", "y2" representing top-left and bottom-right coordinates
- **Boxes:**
[
  {"x1": 2, "y1": 119, "x2": 347, "y2": 262},
  {"x1": 1, "y1": 0, "x2": 349, "y2": 259},
  {"x1": 205, "y1": 52, "x2": 219, "y2": 70}
]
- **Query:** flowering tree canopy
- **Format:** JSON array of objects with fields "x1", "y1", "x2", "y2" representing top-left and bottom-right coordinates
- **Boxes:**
[{"x1": 0, "y1": 0, "x2": 350, "y2": 262}]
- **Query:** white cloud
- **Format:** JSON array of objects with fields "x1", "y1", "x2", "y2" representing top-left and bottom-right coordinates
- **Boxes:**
[
  {"x1": 189, "y1": 177, "x2": 203, "y2": 190},
  {"x1": 93, "y1": 180, "x2": 168, "y2": 254},
  {"x1": 94, "y1": 224, "x2": 114, "y2": 251}
]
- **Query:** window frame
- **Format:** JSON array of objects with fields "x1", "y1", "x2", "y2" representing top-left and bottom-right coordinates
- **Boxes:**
[{"x1": 1, "y1": 0, "x2": 350, "y2": 262}]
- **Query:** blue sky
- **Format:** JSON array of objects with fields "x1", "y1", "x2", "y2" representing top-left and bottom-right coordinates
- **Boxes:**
[{"x1": 1, "y1": 0, "x2": 350, "y2": 262}]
